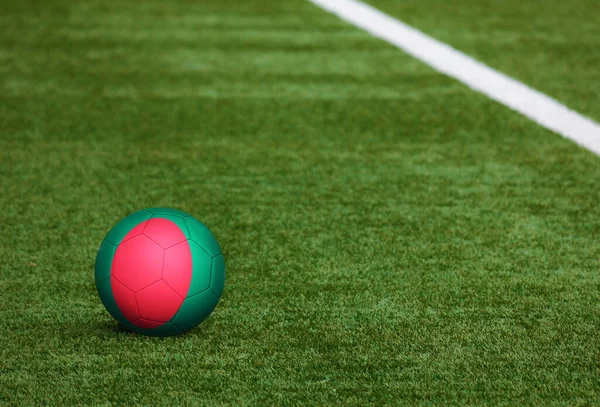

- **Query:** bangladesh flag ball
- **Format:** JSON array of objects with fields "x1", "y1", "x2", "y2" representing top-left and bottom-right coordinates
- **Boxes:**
[{"x1": 95, "y1": 208, "x2": 225, "y2": 336}]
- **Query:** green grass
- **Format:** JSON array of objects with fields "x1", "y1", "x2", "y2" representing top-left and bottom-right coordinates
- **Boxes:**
[
  {"x1": 1, "y1": 0, "x2": 599, "y2": 405},
  {"x1": 366, "y1": 0, "x2": 600, "y2": 122}
]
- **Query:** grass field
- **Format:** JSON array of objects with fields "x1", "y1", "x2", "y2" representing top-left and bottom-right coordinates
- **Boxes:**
[
  {"x1": 1, "y1": 0, "x2": 599, "y2": 405},
  {"x1": 366, "y1": 0, "x2": 600, "y2": 121}
]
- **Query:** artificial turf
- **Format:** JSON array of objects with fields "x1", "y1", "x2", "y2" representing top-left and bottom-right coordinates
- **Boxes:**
[
  {"x1": 366, "y1": 0, "x2": 600, "y2": 122},
  {"x1": 1, "y1": 0, "x2": 599, "y2": 405}
]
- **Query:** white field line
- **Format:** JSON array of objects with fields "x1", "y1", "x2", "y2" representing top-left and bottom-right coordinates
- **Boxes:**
[{"x1": 309, "y1": 0, "x2": 600, "y2": 156}]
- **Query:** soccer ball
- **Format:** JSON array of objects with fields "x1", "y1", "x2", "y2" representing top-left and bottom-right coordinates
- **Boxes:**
[{"x1": 95, "y1": 208, "x2": 225, "y2": 336}]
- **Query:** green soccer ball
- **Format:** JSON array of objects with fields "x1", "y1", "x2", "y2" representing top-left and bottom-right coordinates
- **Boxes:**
[{"x1": 95, "y1": 208, "x2": 225, "y2": 336}]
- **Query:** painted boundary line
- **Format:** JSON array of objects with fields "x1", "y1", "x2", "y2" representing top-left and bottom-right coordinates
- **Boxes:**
[{"x1": 309, "y1": 0, "x2": 600, "y2": 156}]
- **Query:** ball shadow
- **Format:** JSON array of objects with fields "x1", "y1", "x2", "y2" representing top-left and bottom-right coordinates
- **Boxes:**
[{"x1": 97, "y1": 318, "x2": 215, "y2": 338}]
